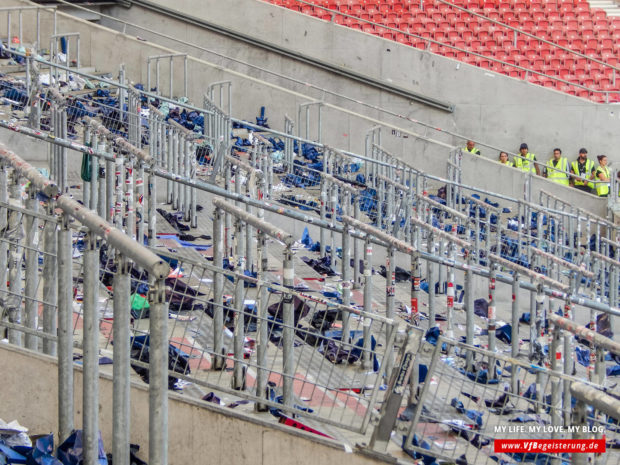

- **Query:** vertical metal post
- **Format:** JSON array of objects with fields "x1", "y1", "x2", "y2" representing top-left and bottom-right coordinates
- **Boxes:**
[
  {"x1": 488, "y1": 261, "x2": 497, "y2": 379},
  {"x1": 329, "y1": 183, "x2": 337, "y2": 267},
  {"x1": 255, "y1": 230, "x2": 269, "y2": 411},
  {"x1": 385, "y1": 246, "x2": 395, "y2": 322},
  {"x1": 183, "y1": 140, "x2": 191, "y2": 222},
  {"x1": 82, "y1": 232, "x2": 99, "y2": 465},
  {"x1": 7, "y1": 179, "x2": 24, "y2": 346},
  {"x1": 571, "y1": 400, "x2": 588, "y2": 465},
  {"x1": 511, "y1": 271, "x2": 520, "y2": 393},
  {"x1": 446, "y1": 241, "x2": 456, "y2": 342},
  {"x1": 174, "y1": 134, "x2": 182, "y2": 212},
  {"x1": 97, "y1": 141, "x2": 106, "y2": 218},
  {"x1": 549, "y1": 321, "x2": 563, "y2": 448},
  {"x1": 106, "y1": 150, "x2": 114, "y2": 223},
  {"x1": 83, "y1": 128, "x2": 92, "y2": 208},
  {"x1": 232, "y1": 218, "x2": 246, "y2": 391},
  {"x1": 133, "y1": 161, "x2": 144, "y2": 244},
  {"x1": 282, "y1": 245, "x2": 295, "y2": 407},
  {"x1": 464, "y1": 252, "x2": 474, "y2": 372},
  {"x1": 115, "y1": 156, "x2": 124, "y2": 231},
  {"x1": 57, "y1": 215, "x2": 73, "y2": 441},
  {"x1": 166, "y1": 129, "x2": 173, "y2": 204},
  {"x1": 224, "y1": 164, "x2": 232, "y2": 256},
  {"x1": 437, "y1": 239, "x2": 445, "y2": 297},
  {"x1": 148, "y1": 277, "x2": 168, "y2": 465},
  {"x1": 61, "y1": 111, "x2": 67, "y2": 192},
  {"x1": 42, "y1": 205, "x2": 57, "y2": 356},
  {"x1": 90, "y1": 138, "x2": 99, "y2": 212},
  {"x1": 320, "y1": 178, "x2": 327, "y2": 257},
  {"x1": 126, "y1": 158, "x2": 135, "y2": 240},
  {"x1": 113, "y1": 254, "x2": 130, "y2": 465},
  {"x1": 119, "y1": 64, "x2": 126, "y2": 125},
  {"x1": 532, "y1": 283, "x2": 545, "y2": 370},
  {"x1": 410, "y1": 251, "x2": 421, "y2": 325},
  {"x1": 245, "y1": 173, "x2": 254, "y2": 272},
  {"x1": 362, "y1": 236, "x2": 372, "y2": 369},
  {"x1": 24, "y1": 191, "x2": 39, "y2": 350},
  {"x1": 212, "y1": 208, "x2": 225, "y2": 370},
  {"x1": 427, "y1": 233, "x2": 436, "y2": 329},
  {"x1": 563, "y1": 289, "x2": 574, "y2": 425},
  {"x1": 353, "y1": 198, "x2": 361, "y2": 288},
  {"x1": 341, "y1": 217, "x2": 352, "y2": 341},
  {"x1": 148, "y1": 167, "x2": 157, "y2": 246}
]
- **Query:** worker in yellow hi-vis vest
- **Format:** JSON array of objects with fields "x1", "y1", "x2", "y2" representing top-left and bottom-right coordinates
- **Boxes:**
[
  {"x1": 463, "y1": 140, "x2": 481, "y2": 156},
  {"x1": 594, "y1": 155, "x2": 611, "y2": 197},
  {"x1": 569, "y1": 148, "x2": 596, "y2": 194},
  {"x1": 498, "y1": 151, "x2": 513, "y2": 167},
  {"x1": 544, "y1": 148, "x2": 570, "y2": 186},
  {"x1": 514, "y1": 143, "x2": 541, "y2": 176}
]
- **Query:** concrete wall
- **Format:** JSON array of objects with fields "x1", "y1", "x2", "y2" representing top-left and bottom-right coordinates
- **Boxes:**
[
  {"x1": 0, "y1": 343, "x2": 391, "y2": 465},
  {"x1": 99, "y1": 0, "x2": 620, "y2": 168},
  {"x1": 0, "y1": 127, "x2": 49, "y2": 164},
  {"x1": 2, "y1": 0, "x2": 608, "y2": 215}
]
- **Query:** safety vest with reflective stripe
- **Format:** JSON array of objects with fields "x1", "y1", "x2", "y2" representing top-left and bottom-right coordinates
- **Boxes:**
[
  {"x1": 515, "y1": 152, "x2": 536, "y2": 173},
  {"x1": 595, "y1": 165, "x2": 610, "y2": 196},
  {"x1": 500, "y1": 161, "x2": 513, "y2": 167},
  {"x1": 571, "y1": 159, "x2": 595, "y2": 189},
  {"x1": 464, "y1": 147, "x2": 481, "y2": 155},
  {"x1": 546, "y1": 157, "x2": 569, "y2": 185}
]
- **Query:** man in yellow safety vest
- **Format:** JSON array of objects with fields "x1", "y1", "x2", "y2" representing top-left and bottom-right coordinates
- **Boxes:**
[
  {"x1": 569, "y1": 148, "x2": 595, "y2": 194},
  {"x1": 463, "y1": 140, "x2": 481, "y2": 155},
  {"x1": 544, "y1": 148, "x2": 569, "y2": 186},
  {"x1": 514, "y1": 143, "x2": 540, "y2": 175}
]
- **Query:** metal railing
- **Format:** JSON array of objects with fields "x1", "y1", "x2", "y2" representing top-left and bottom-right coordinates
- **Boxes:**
[
  {"x1": 0, "y1": 146, "x2": 170, "y2": 465},
  {"x1": 0, "y1": 34, "x2": 619, "y2": 463}
]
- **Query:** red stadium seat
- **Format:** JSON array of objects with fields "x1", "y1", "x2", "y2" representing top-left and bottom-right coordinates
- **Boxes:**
[{"x1": 282, "y1": 0, "x2": 617, "y2": 101}]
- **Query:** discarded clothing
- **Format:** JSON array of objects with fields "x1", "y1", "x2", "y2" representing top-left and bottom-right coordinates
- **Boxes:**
[
  {"x1": 378, "y1": 265, "x2": 411, "y2": 282},
  {"x1": 105, "y1": 444, "x2": 146, "y2": 465},
  {"x1": 450, "y1": 398, "x2": 484, "y2": 428},
  {"x1": 474, "y1": 298, "x2": 488, "y2": 318},
  {"x1": 57, "y1": 430, "x2": 107, "y2": 465},
  {"x1": 310, "y1": 308, "x2": 340, "y2": 331},
  {"x1": 129, "y1": 335, "x2": 190, "y2": 390},
  {"x1": 130, "y1": 293, "x2": 150, "y2": 319},
  {"x1": 300, "y1": 256, "x2": 336, "y2": 276},
  {"x1": 401, "y1": 434, "x2": 438, "y2": 465},
  {"x1": 156, "y1": 208, "x2": 190, "y2": 232},
  {"x1": 268, "y1": 295, "x2": 310, "y2": 326}
]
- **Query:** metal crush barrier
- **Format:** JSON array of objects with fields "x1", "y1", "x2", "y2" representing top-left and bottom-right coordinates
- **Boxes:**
[
  {"x1": 97, "y1": 242, "x2": 400, "y2": 435},
  {"x1": 0, "y1": 146, "x2": 170, "y2": 465},
  {"x1": 397, "y1": 337, "x2": 620, "y2": 465},
  {"x1": 0, "y1": 21, "x2": 618, "y2": 464}
]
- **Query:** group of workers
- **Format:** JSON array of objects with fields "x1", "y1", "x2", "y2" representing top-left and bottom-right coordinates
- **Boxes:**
[{"x1": 464, "y1": 140, "x2": 616, "y2": 197}]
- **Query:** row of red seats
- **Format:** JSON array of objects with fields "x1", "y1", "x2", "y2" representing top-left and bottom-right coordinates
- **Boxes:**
[
  {"x1": 335, "y1": 14, "x2": 620, "y2": 57},
  {"x1": 264, "y1": 0, "x2": 620, "y2": 101},
  {"x1": 301, "y1": 0, "x2": 614, "y2": 18}
]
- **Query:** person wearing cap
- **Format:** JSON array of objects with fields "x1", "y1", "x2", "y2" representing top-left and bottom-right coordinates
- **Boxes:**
[
  {"x1": 594, "y1": 155, "x2": 611, "y2": 197},
  {"x1": 514, "y1": 143, "x2": 540, "y2": 175},
  {"x1": 463, "y1": 140, "x2": 481, "y2": 156},
  {"x1": 570, "y1": 148, "x2": 596, "y2": 193},
  {"x1": 498, "y1": 151, "x2": 513, "y2": 167},
  {"x1": 544, "y1": 148, "x2": 570, "y2": 186}
]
